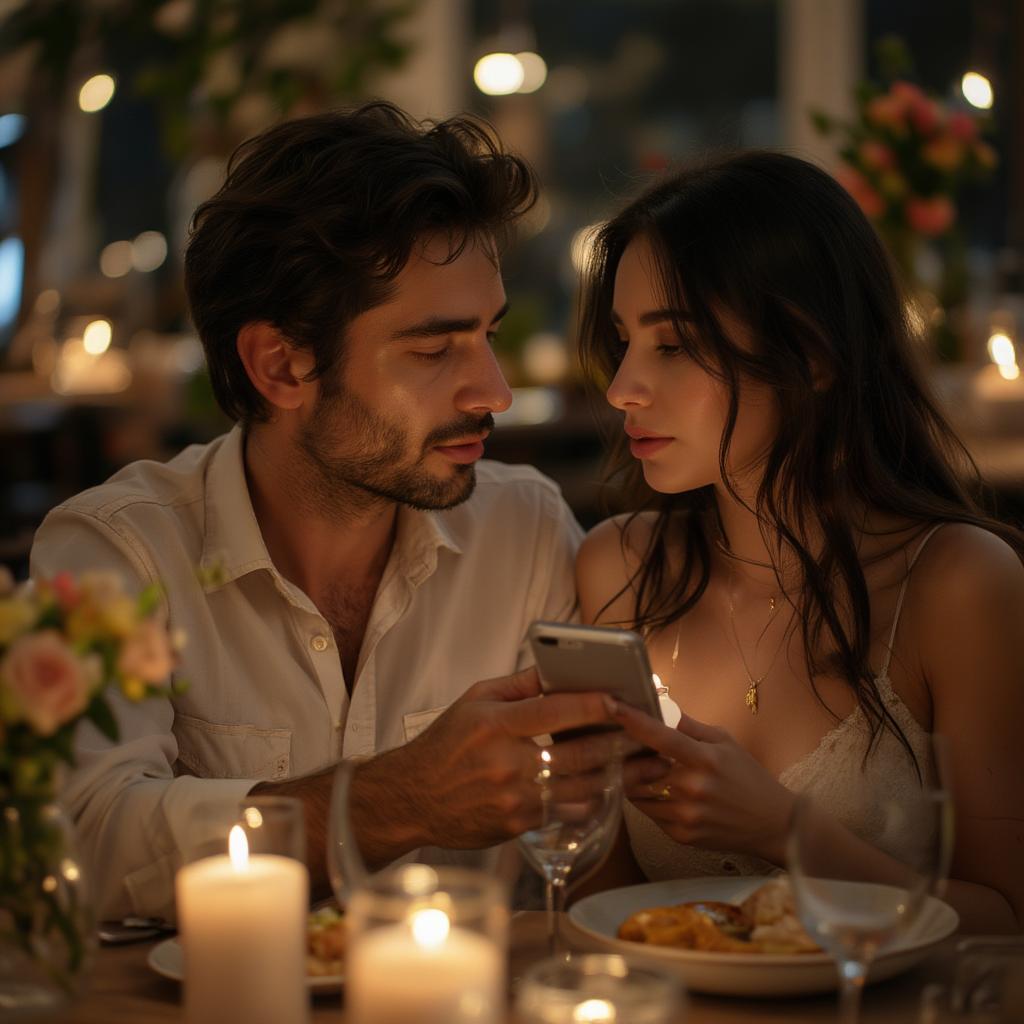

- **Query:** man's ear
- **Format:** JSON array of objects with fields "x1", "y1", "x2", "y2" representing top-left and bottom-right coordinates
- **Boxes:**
[{"x1": 236, "y1": 322, "x2": 316, "y2": 412}]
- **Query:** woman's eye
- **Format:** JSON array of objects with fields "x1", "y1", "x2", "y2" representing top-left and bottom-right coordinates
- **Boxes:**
[{"x1": 657, "y1": 343, "x2": 685, "y2": 356}]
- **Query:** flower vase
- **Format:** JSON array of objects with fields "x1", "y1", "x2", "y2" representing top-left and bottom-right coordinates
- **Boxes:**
[{"x1": 0, "y1": 793, "x2": 95, "y2": 1016}]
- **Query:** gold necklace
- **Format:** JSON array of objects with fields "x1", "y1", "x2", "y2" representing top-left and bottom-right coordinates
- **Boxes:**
[{"x1": 725, "y1": 566, "x2": 788, "y2": 715}]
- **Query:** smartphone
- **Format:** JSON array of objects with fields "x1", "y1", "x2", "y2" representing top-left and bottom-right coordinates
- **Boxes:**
[{"x1": 528, "y1": 621, "x2": 664, "y2": 739}]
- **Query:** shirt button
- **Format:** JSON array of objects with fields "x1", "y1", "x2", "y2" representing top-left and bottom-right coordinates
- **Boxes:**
[{"x1": 311, "y1": 634, "x2": 329, "y2": 652}]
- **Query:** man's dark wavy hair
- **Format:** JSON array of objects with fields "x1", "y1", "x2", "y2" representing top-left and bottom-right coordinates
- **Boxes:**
[{"x1": 185, "y1": 101, "x2": 537, "y2": 424}]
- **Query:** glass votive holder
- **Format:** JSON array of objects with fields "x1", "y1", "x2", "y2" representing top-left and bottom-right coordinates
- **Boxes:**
[
  {"x1": 346, "y1": 864, "x2": 509, "y2": 1024},
  {"x1": 237, "y1": 795, "x2": 306, "y2": 861},
  {"x1": 515, "y1": 953, "x2": 683, "y2": 1024}
]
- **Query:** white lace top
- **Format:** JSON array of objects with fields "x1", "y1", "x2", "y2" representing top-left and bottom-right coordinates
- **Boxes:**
[{"x1": 625, "y1": 526, "x2": 941, "y2": 881}]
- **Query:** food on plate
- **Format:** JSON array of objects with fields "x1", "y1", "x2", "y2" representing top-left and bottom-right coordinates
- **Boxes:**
[
  {"x1": 617, "y1": 877, "x2": 819, "y2": 954},
  {"x1": 307, "y1": 906, "x2": 346, "y2": 976}
]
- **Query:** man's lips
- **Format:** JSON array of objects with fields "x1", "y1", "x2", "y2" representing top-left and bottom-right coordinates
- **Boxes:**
[{"x1": 433, "y1": 434, "x2": 488, "y2": 464}]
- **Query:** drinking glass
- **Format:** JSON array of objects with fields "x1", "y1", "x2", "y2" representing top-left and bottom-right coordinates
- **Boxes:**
[
  {"x1": 516, "y1": 743, "x2": 623, "y2": 956},
  {"x1": 787, "y1": 734, "x2": 954, "y2": 1024},
  {"x1": 516, "y1": 953, "x2": 683, "y2": 1024}
]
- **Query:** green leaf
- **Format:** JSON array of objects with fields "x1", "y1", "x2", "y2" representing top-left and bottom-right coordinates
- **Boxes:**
[{"x1": 86, "y1": 697, "x2": 119, "y2": 743}]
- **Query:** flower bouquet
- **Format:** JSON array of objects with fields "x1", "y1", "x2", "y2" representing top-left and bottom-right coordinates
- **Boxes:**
[
  {"x1": 813, "y1": 37, "x2": 998, "y2": 361},
  {"x1": 0, "y1": 566, "x2": 182, "y2": 1009}
]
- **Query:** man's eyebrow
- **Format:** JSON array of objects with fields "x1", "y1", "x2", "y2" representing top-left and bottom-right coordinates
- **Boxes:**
[
  {"x1": 392, "y1": 301, "x2": 510, "y2": 340},
  {"x1": 610, "y1": 308, "x2": 691, "y2": 327}
]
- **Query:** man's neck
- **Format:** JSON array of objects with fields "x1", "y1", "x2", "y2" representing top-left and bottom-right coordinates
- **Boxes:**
[{"x1": 243, "y1": 425, "x2": 399, "y2": 600}]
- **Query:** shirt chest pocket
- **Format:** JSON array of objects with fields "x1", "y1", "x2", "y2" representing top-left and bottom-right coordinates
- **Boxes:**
[
  {"x1": 402, "y1": 705, "x2": 448, "y2": 743},
  {"x1": 174, "y1": 713, "x2": 292, "y2": 781}
]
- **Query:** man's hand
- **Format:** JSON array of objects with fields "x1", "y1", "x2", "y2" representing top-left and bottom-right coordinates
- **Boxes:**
[{"x1": 350, "y1": 668, "x2": 670, "y2": 863}]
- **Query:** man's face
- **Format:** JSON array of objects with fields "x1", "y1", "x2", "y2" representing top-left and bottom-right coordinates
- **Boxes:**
[{"x1": 296, "y1": 234, "x2": 512, "y2": 512}]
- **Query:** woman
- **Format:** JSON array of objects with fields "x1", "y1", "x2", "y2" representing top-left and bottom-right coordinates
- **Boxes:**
[{"x1": 575, "y1": 151, "x2": 1024, "y2": 932}]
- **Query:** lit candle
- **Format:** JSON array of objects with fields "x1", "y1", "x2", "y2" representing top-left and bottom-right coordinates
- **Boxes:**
[
  {"x1": 347, "y1": 907, "x2": 503, "y2": 1024},
  {"x1": 176, "y1": 826, "x2": 309, "y2": 1024}
]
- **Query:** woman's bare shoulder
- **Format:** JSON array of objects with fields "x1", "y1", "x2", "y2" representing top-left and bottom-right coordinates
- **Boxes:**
[{"x1": 576, "y1": 512, "x2": 660, "y2": 626}]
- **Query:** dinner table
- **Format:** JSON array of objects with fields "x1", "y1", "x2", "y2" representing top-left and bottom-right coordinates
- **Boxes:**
[{"x1": 58, "y1": 910, "x2": 953, "y2": 1023}]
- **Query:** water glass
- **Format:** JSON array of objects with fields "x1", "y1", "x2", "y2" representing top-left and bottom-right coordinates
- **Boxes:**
[
  {"x1": 516, "y1": 953, "x2": 683, "y2": 1024},
  {"x1": 346, "y1": 864, "x2": 509, "y2": 1024}
]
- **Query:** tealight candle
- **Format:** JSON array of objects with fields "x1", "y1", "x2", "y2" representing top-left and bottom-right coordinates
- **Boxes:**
[
  {"x1": 348, "y1": 908, "x2": 502, "y2": 1024},
  {"x1": 346, "y1": 865, "x2": 508, "y2": 1024},
  {"x1": 176, "y1": 826, "x2": 309, "y2": 1024}
]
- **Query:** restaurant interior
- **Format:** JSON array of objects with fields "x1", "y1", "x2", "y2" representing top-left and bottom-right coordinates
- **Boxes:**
[{"x1": 1, "y1": 0, "x2": 1022, "y2": 1022}]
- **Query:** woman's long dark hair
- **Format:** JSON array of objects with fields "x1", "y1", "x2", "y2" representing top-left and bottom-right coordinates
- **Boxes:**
[{"x1": 578, "y1": 151, "x2": 1024, "y2": 762}]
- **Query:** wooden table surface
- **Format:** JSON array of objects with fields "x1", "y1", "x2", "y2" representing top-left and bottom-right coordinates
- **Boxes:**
[{"x1": 54, "y1": 911, "x2": 947, "y2": 1023}]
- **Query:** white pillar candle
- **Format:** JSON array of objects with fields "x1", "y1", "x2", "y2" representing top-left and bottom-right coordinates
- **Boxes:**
[
  {"x1": 176, "y1": 828, "x2": 309, "y2": 1024},
  {"x1": 348, "y1": 909, "x2": 503, "y2": 1024}
]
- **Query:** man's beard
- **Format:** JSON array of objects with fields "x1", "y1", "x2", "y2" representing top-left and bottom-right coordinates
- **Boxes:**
[{"x1": 296, "y1": 381, "x2": 493, "y2": 514}]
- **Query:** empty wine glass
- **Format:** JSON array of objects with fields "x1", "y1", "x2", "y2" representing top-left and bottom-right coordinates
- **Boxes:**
[
  {"x1": 787, "y1": 734, "x2": 954, "y2": 1023},
  {"x1": 517, "y1": 744, "x2": 623, "y2": 957}
]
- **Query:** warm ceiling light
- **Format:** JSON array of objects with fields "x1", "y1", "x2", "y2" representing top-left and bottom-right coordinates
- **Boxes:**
[
  {"x1": 516, "y1": 52, "x2": 548, "y2": 93},
  {"x1": 79, "y1": 74, "x2": 116, "y2": 113},
  {"x1": 100, "y1": 240, "x2": 133, "y2": 278},
  {"x1": 961, "y1": 71, "x2": 993, "y2": 110},
  {"x1": 131, "y1": 231, "x2": 168, "y2": 272},
  {"x1": 474, "y1": 53, "x2": 525, "y2": 96}
]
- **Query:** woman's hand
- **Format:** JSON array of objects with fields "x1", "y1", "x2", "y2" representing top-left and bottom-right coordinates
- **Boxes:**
[{"x1": 611, "y1": 700, "x2": 797, "y2": 865}]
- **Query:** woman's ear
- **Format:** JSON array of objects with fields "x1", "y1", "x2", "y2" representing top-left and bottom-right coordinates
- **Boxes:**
[{"x1": 236, "y1": 322, "x2": 316, "y2": 412}]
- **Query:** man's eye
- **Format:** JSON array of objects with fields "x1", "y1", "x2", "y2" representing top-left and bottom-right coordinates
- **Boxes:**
[{"x1": 412, "y1": 348, "x2": 450, "y2": 361}]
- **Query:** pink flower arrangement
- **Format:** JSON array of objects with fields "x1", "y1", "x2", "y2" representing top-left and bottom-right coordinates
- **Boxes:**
[
  {"x1": 0, "y1": 569, "x2": 183, "y2": 789},
  {"x1": 814, "y1": 68, "x2": 996, "y2": 242}
]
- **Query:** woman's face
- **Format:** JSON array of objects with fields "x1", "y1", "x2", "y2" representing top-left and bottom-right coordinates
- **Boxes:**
[{"x1": 606, "y1": 236, "x2": 778, "y2": 496}]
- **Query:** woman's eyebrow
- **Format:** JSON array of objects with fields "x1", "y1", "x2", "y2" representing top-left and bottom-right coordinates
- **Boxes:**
[{"x1": 610, "y1": 308, "x2": 692, "y2": 327}]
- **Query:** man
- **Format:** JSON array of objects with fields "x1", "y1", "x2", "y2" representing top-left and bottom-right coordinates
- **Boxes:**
[{"x1": 31, "y1": 102, "x2": 667, "y2": 920}]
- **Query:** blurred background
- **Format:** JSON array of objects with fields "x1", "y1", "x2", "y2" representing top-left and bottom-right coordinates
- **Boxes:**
[{"x1": 0, "y1": 0, "x2": 1022, "y2": 576}]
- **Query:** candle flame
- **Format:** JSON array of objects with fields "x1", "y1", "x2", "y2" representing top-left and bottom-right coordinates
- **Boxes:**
[
  {"x1": 410, "y1": 908, "x2": 450, "y2": 949},
  {"x1": 573, "y1": 998, "x2": 617, "y2": 1022},
  {"x1": 229, "y1": 825, "x2": 249, "y2": 871},
  {"x1": 988, "y1": 332, "x2": 1015, "y2": 367},
  {"x1": 999, "y1": 362, "x2": 1021, "y2": 381}
]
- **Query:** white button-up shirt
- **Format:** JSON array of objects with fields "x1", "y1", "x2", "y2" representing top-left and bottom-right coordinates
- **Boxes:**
[{"x1": 30, "y1": 427, "x2": 581, "y2": 919}]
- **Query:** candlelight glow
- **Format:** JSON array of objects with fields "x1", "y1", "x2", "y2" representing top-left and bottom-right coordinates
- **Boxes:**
[
  {"x1": 79, "y1": 74, "x2": 116, "y2": 113},
  {"x1": 516, "y1": 51, "x2": 548, "y2": 93},
  {"x1": 410, "y1": 908, "x2": 450, "y2": 948},
  {"x1": 82, "y1": 319, "x2": 112, "y2": 355},
  {"x1": 988, "y1": 332, "x2": 1015, "y2": 366},
  {"x1": 999, "y1": 363, "x2": 1020, "y2": 381},
  {"x1": 229, "y1": 824, "x2": 249, "y2": 871},
  {"x1": 961, "y1": 72, "x2": 993, "y2": 110},
  {"x1": 573, "y1": 998, "x2": 616, "y2": 1022},
  {"x1": 242, "y1": 806, "x2": 263, "y2": 829}
]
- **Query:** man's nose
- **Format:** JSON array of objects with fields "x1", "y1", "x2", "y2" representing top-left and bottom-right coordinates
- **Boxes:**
[{"x1": 456, "y1": 343, "x2": 513, "y2": 415}]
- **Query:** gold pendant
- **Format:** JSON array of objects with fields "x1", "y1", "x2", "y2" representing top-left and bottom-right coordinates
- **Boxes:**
[{"x1": 745, "y1": 681, "x2": 759, "y2": 715}]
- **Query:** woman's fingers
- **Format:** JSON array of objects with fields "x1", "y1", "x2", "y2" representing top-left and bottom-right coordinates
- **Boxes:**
[{"x1": 610, "y1": 699, "x2": 708, "y2": 763}]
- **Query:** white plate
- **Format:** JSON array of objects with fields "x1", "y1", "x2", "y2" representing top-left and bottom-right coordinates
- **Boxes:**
[
  {"x1": 147, "y1": 938, "x2": 344, "y2": 994},
  {"x1": 569, "y1": 876, "x2": 958, "y2": 997}
]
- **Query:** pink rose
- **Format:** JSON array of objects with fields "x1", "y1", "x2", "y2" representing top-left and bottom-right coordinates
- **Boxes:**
[
  {"x1": 0, "y1": 630, "x2": 91, "y2": 735},
  {"x1": 835, "y1": 164, "x2": 885, "y2": 219},
  {"x1": 117, "y1": 620, "x2": 174, "y2": 686},
  {"x1": 859, "y1": 140, "x2": 895, "y2": 171},
  {"x1": 909, "y1": 98, "x2": 942, "y2": 136},
  {"x1": 947, "y1": 111, "x2": 979, "y2": 142},
  {"x1": 51, "y1": 572, "x2": 80, "y2": 612},
  {"x1": 906, "y1": 196, "x2": 956, "y2": 236},
  {"x1": 890, "y1": 81, "x2": 926, "y2": 109}
]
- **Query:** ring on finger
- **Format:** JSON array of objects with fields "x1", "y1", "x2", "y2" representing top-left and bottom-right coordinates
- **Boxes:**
[{"x1": 648, "y1": 780, "x2": 672, "y2": 800}]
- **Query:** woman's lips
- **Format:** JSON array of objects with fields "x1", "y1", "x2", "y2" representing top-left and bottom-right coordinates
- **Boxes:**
[
  {"x1": 629, "y1": 436, "x2": 673, "y2": 459},
  {"x1": 435, "y1": 440, "x2": 485, "y2": 464}
]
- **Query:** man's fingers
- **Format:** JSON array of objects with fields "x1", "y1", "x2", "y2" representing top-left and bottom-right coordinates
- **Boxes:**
[
  {"x1": 464, "y1": 667, "x2": 542, "y2": 704},
  {"x1": 500, "y1": 690, "x2": 615, "y2": 738}
]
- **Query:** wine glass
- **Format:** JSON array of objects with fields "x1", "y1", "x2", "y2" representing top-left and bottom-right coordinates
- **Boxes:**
[
  {"x1": 787, "y1": 734, "x2": 954, "y2": 1024},
  {"x1": 516, "y1": 742, "x2": 623, "y2": 957}
]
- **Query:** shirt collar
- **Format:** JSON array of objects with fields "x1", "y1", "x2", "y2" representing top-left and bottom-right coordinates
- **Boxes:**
[{"x1": 200, "y1": 425, "x2": 463, "y2": 593}]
